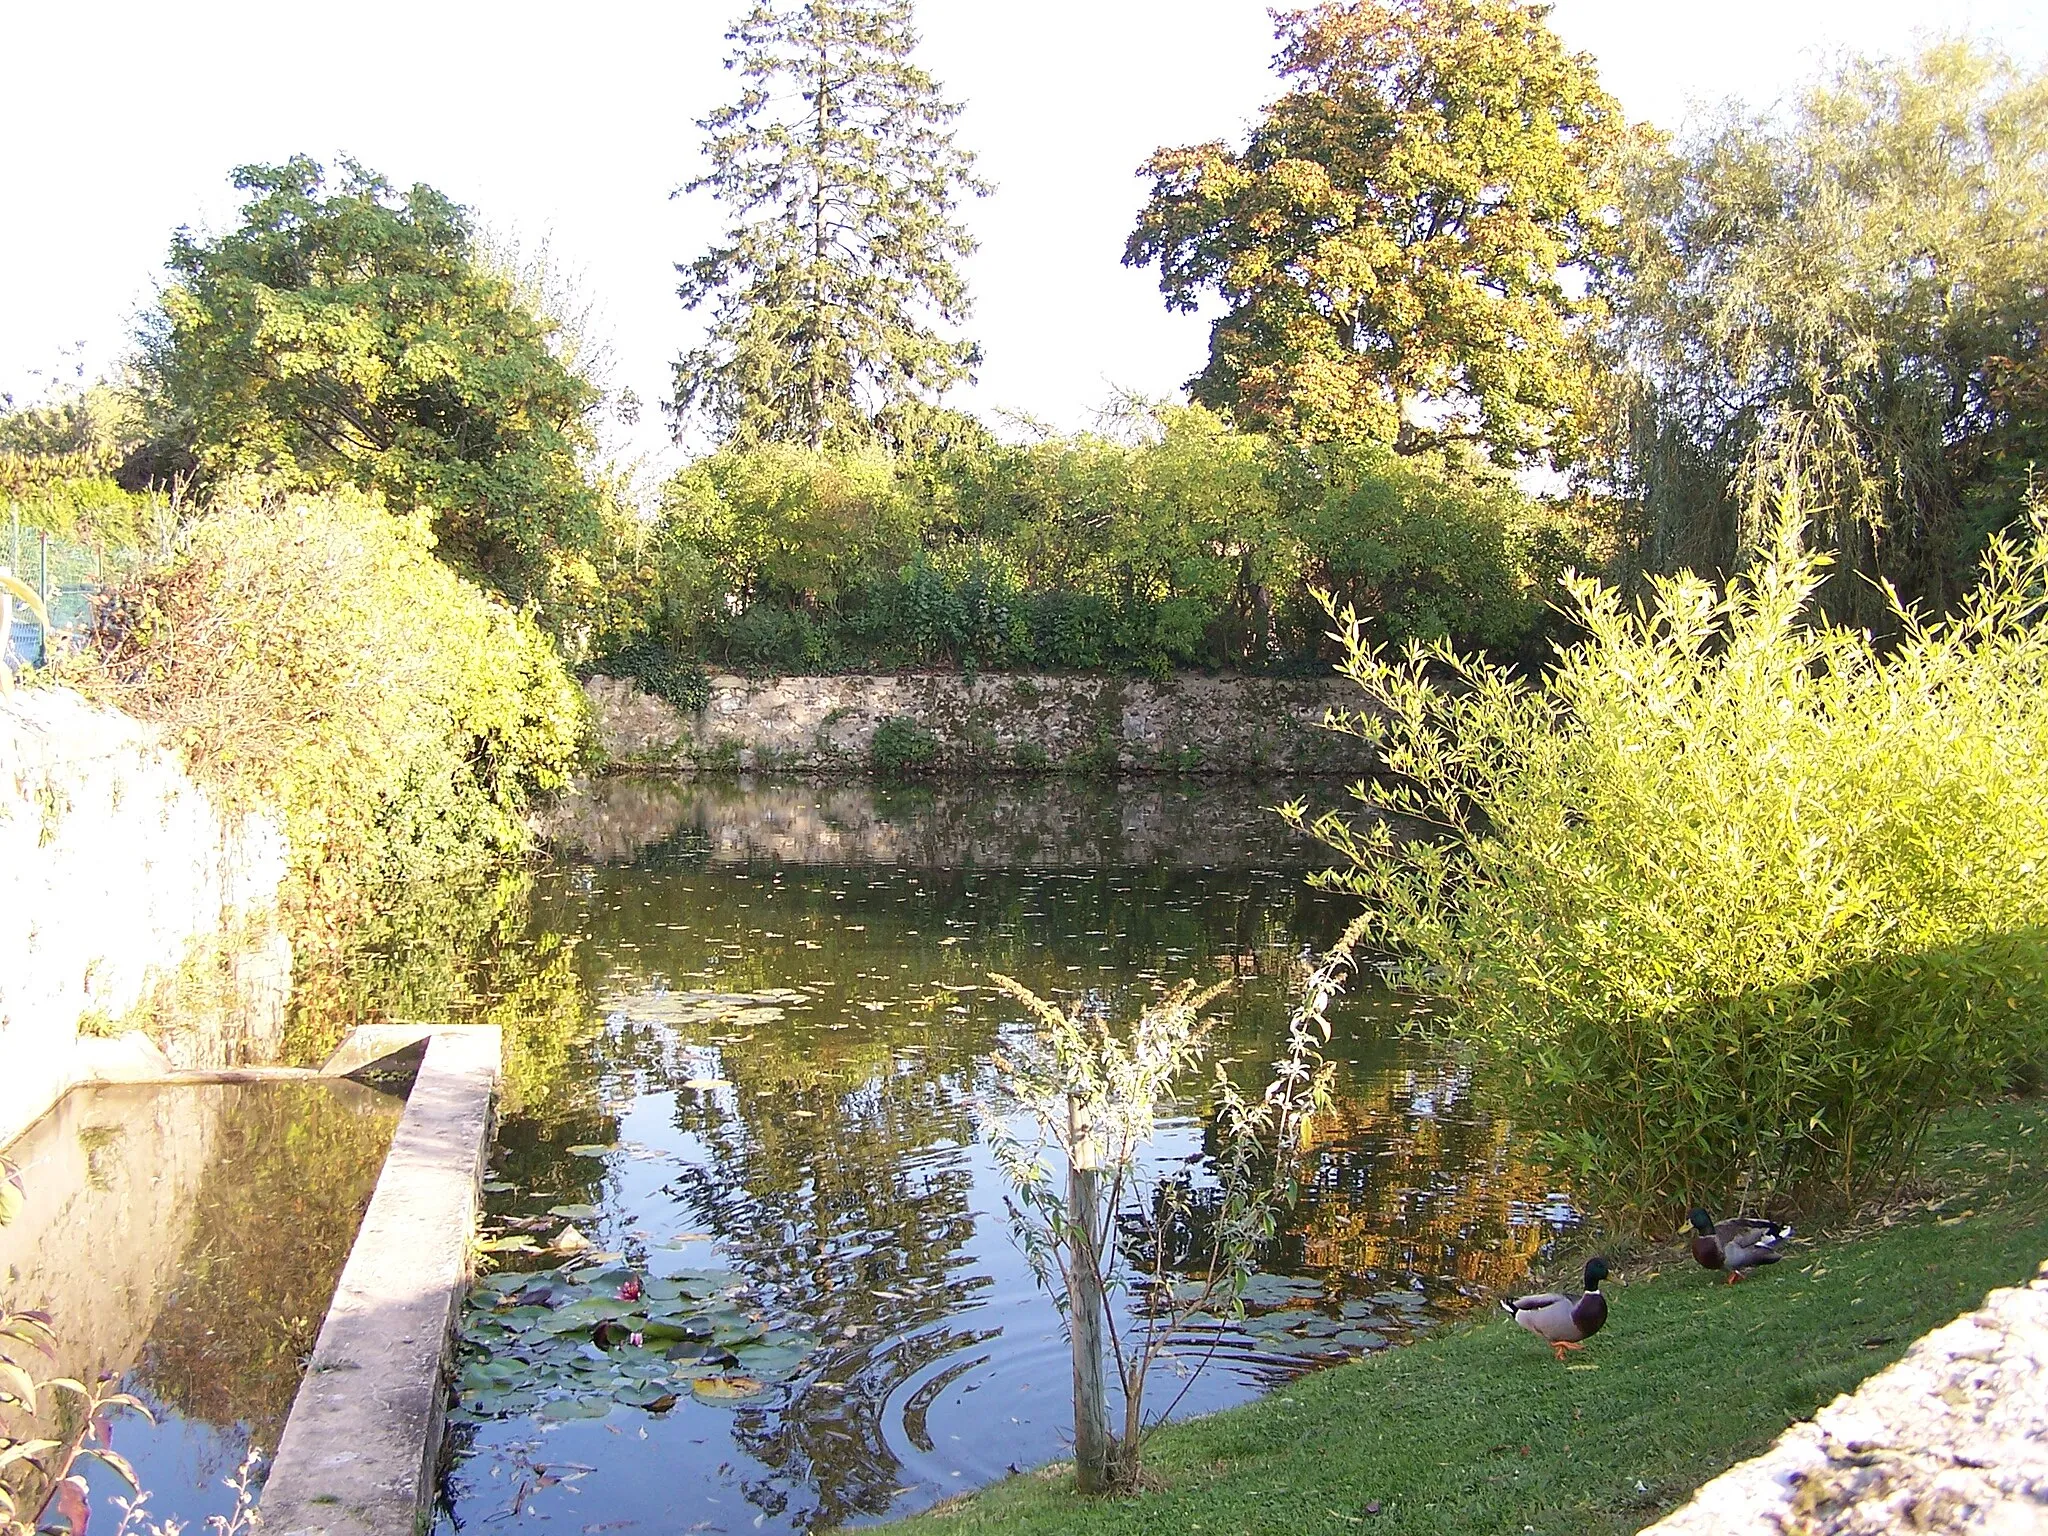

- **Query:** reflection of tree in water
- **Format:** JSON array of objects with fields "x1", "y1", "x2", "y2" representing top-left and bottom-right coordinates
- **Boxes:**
[
  {"x1": 655, "y1": 1014, "x2": 995, "y2": 1529},
  {"x1": 1176, "y1": 1052, "x2": 1565, "y2": 1300},
  {"x1": 1281, "y1": 1061, "x2": 1564, "y2": 1296},
  {"x1": 289, "y1": 868, "x2": 607, "y2": 1126},
  {"x1": 130, "y1": 1083, "x2": 402, "y2": 1454},
  {"x1": 1120, "y1": 1025, "x2": 1568, "y2": 1313}
]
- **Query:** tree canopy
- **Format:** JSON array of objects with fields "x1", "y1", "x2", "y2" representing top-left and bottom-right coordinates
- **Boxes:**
[
  {"x1": 137, "y1": 156, "x2": 606, "y2": 612},
  {"x1": 1595, "y1": 41, "x2": 2048, "y2": 624},
  {"x1": 673, "y1": 0, "x2": 987, "y2": 451},
  {"x1": 1126, "y1": 0, "x2": 1630, "y2": 465}
]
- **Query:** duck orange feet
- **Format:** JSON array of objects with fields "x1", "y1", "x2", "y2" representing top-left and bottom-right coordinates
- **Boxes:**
[{"x1": 1549, "y1": 1340, "x2": 1585, "y2": 1361}]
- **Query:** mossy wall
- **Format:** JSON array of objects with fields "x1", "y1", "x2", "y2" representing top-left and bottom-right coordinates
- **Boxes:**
[{"x1": 585, "y1": 671, "x2": 1376, "y2": 778}]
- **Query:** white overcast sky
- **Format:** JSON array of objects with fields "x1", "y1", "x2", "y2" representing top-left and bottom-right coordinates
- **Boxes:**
[{"x1": 3, "y1": 0, "x2": 2044, "y2": 470}]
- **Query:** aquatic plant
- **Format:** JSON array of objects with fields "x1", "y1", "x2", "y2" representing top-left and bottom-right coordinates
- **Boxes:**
[
  {"x1": 982, "y1": 929, "x2": 1353, "y2": 1493},
  {"x1": 451, "y1": 1257, "x2": 817, "y2": 1422}
]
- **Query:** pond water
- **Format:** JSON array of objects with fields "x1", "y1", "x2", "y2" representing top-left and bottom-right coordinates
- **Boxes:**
[
  {"x1": 0, "y1": 1079, "x2": 402, "y2": 1529},
  {"x1": 386, "y1": 778, "x2": 1576, "y2": 1535}
]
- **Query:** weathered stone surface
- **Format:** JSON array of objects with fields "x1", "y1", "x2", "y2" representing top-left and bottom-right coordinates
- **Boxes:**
[
  {"x1": 0, "y1": 688, "x2": 288, "y2": 1149},
  {"x1": 258, "y1": 1027, "x2": 501, "y2": 1536},
  {"x1": 1643, "y1": 1258, "x2": 2048, "y2": 1534},
  {"x1": 539, "y1": 773, "x2": 1357, "y2": 869},
  {"x1": 585, "y1": 670, "x2": 1376, "y2": 777}
]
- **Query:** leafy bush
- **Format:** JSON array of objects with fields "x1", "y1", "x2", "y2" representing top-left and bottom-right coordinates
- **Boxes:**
[
  {"x1": 629, "y1": 406, "x2": 1584, "y2": 675},
  {"x1": 59, "y1": 489, "x2": 591, "y2": 911},
  {"x1": 870, "y1": 715, "x2": 940, "y2": 777},
  {"x1": 1294, "y1": 506, "x2": 2048, "y2": 1216}
]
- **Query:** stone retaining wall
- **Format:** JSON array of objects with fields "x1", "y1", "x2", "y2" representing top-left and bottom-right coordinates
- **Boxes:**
[
  {"x1": 1643, "y1": 1258, "x2": 2048, "y2": 1533},
  {"x1": 0, "y1": 687, "x2": 288, "y2": 1148},
  {"x1": 588, "y1": 670, "x2": 1377, "y2": 776}
]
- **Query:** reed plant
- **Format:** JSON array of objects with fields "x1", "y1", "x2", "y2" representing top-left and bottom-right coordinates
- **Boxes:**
[{"x1": 1290, "y1": 500, "x2": 2048, "y2": 1216}]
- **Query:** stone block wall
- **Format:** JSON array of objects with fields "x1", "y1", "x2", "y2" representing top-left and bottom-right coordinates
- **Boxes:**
[
  {"x1": 0, "y1": 687, "x2": 288, "y2": 1148},
  {"x1": 1642, "y1": 1257, "x2": 2048, "y2": 1533},
  {"x1": 587, "y1": 670, "x2": 1377, "y2": 777}
]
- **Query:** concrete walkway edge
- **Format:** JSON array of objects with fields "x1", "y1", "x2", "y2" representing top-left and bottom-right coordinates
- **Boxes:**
[{"x1": 257, "y1": 1026, "x2": 501, "y2": 1536}]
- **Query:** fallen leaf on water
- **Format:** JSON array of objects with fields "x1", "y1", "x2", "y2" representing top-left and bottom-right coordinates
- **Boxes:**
[
  {"x1": 683, "y1": 1078, "x2": 732, "y2": 1091},
  {"x1": 550, "y1": 1226, "x2": 594, "y2": 1253},
  {"x1": 692, "y1": 1376, "x2": 767, "y2": 1401}
]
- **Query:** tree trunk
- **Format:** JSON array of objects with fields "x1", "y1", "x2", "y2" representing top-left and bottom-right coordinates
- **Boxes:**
[
  {"x1": 1066, "y1": 1094, "x2": 1111, "y2": 1494},
  {"x1": 809, "y1": 15, "x2": 830, "y2": 450}
]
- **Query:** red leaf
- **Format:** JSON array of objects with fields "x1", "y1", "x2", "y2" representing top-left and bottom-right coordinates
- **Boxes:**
[{"x1": 52, "y1": 1474, "x2": 89, "y2": 1536}]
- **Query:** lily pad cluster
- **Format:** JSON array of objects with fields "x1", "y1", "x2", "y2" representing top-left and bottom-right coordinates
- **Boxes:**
[
  {"x1": 452, "y1": 1259, "x2": 819, "y2": 1423},
  {"x1": 1172, "y1": 1273, "x2": 1433, "y2": 1362}
]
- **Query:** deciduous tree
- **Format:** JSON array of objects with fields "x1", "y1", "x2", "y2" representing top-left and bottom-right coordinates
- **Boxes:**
[
  {"x1": 138, "y1": 156, "x2": 606, "y2": 613},
  {"x1": 1126, "y1": 0, "x2": 1629, "y2": 465},
  {"x1": 1596, "y1": 42, "x2": 2048, "y2": 624}
]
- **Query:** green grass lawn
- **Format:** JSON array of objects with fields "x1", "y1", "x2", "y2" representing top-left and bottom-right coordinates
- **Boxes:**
[{"x1": 895, "y1": 1098, "x2": 2048, "y2": 1536}]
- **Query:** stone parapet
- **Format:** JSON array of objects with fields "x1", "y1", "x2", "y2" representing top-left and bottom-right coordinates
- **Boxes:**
[
  {"x1": 1642, "y1": 1259, "x2": 2048, "y2": 1534},
  {"x1": 258, "y1": 1027, "x2": 502, "y2": 1536}
]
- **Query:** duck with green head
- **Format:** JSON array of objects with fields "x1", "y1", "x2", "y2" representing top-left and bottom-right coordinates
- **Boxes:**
[
  {"x1": 1502, "y1": 1257, "x2": 1608, "y2": 1360},
  {"x1": 1689, "y1": 1208, "x2": 1792, "y2": 1283}
]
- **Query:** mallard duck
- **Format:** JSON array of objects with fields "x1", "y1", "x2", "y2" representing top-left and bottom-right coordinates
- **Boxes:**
[
  {"x1": 1688, "y1": 1208, "x2": 1793, "y2": 1283},
  {"x1": 1502, "y1": 1257, "x2": 1608, "y2": 1360}
]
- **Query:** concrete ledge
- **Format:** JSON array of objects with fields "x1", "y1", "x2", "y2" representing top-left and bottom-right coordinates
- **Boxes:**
[
  {"x1": 1643, "y1": 1257, "x2": 2048, "y2": 1534},
  {"x1": 257, "y1": 1027, "x2": 501, "y2": 1536}
]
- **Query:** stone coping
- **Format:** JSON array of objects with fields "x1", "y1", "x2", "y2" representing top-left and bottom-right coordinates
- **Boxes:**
[
  {"x1": 256, "y1": 1027, "x2": 501, "y2": 1536},
  {"x1": 1642, "y1": 1256, "x2": 2048, "y2": 1533}
]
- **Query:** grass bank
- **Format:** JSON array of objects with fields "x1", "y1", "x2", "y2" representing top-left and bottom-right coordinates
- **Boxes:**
[{"x1": 897, "y1": 1097, "x2": 2048, "y2": 1536}]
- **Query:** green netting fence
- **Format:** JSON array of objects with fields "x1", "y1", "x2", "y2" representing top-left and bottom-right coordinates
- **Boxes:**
[{"x1": 3, "y1": 509, "x2": 154, "y2": 669}]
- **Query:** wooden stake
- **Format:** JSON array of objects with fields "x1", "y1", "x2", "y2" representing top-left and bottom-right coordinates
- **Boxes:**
[{"x1": 1067, "y1": 1092, "x2": 1111, "y2": 1494}]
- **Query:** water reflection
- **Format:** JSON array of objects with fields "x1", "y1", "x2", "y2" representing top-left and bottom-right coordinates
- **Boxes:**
[
  {"x1": 373, "y1": 779, "x2": 1572, "y2": 1535},
  {"x1": 0, "y1": 1081, "x2": 401, "y2": 1528}
]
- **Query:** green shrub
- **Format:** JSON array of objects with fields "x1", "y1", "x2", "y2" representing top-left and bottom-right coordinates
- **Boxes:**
[
  {"x1": 636, "y1": 406, "x2": 1584, "y2": 674},
  {"x1": 870, "y1": 715, "x2": 940, "y2": 777},
  {"x1": 62, "y1": 489, "x2": 591, "y2": 910},
  {"x1": 1295, "y1": 505, "x2": 2048, "y2": 1217}
]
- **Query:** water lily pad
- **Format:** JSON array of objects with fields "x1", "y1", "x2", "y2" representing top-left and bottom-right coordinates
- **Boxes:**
[
  {"x1": 565, "y1": 1144, "x2": 617, "y2": 1158},
  {"x1": 548, "y1": 1203, "x2": 602, "y2": 1220},
  {"x1": 1334, "y1": 1330, "x2": 1390, "y2": 1351},
  {"x1": 540, "y1": 1395, "x2": 614, "y2": 1420}
]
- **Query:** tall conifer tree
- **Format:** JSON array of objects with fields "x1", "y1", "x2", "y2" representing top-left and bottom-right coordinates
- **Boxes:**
[{"x1": 674, "y1": 0, "x2": 987, "y2": 449}]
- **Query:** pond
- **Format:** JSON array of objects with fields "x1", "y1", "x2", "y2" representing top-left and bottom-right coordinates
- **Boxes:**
[
  {"x1": 308, "y1": 777, "x2": 1575, "y2": 1535},
  {"x1": 0, "y1": 1079, "x2": 402, "y2": 1529},
  {"x1": 379, "y1": 778, "x2": 1577, "y2": 1533}
]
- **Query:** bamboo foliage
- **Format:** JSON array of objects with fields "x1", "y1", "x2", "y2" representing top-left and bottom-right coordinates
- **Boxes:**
[{"x1": 1291, "y1": 494, "x2": 2048, "y2": 1216}]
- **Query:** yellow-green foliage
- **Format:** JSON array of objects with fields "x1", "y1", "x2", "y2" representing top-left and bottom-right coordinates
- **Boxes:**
[
  {"x1": 1295, "y1": 505, "x2": 2048, "y2": 1215},
  {"x1": 621, "y1": 405, "x2": 1589, "y2": 673},
  {"x1": 62, "y1": 488, "x2": 590, "y2": 906}
]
